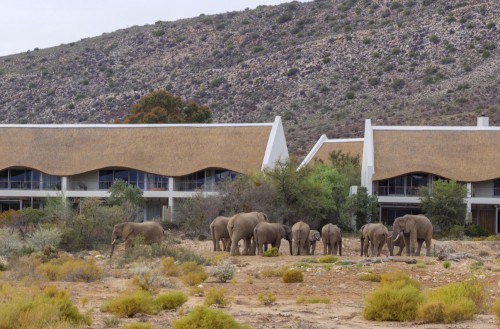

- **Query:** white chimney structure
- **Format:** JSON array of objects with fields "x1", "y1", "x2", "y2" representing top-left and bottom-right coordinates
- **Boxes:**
[{"x1": 477, "y1": 114, "x2": 489, "y2": 127}]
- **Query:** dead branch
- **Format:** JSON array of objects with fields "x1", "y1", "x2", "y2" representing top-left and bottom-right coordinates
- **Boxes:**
[
  {"x1": 338, "y1": 257, "x2": 418, "y2": 265},
  {"x1": 437, "y1": 250, "x2": 484, "y2": 262}
]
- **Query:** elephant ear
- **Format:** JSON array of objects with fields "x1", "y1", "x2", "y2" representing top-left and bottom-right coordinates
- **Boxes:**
[
  {"x1": 122, "y1": 224, "x2": 134, "y2": 240},
  {"x1": 279, "y1": 226, "x2": 286, "y2": 238},
  {"x1": 403, "y1": 218, "x2": 413, "y2": 234}
]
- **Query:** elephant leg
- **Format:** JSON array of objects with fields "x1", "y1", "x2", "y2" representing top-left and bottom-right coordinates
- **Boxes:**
[
  {"x1": 396, "y1": 246, "x2": 403, "y2": 256},
  {"x1": 425, "y1": 239, "x2": 432, "y2": 256},
  {"x1": 242, "y1": 238, "x2": 250, "y2": 255},
  {"x1": 216, "y1": 238, "x2": 223, "y2": 252},
  {"x1": 416, "y1": 240, "x2": 424, "y2": 256},
  {"x1": 323, "y1": 241, "x2": 328, "y2": 255},
  {"x1": 275, "y1": 239, "x2": 281, "y2": 251},
  {"x1": 333, "y1": 243, "x2": 338, "y2": 256},
  {"x1": 363, "y1": 239, "x2": 370, "y2": 257},
  {"x1": 230, "y1": 238, "x2": 240, "y2": 256},
  {"x1": 293, "y1": 241, "x2": 298, "y2": 256}
]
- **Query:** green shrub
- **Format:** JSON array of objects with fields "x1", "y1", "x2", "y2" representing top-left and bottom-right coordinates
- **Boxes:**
[
  {"x1": 101, "y1": 290, "x2": 155, "y2": 317},
  {"x1": 416, "y1": 280, "x2": 479, "y2": 323},
  {"x1": 155, "y1": 291, "x2": 188, "y2": 310},
  {"x1": 443, "y1": 261, "x2": 451, "y2": 269},
  {"x1": 380, "y1": 270, "x2": 420, "y2": 289},
  {"x1": 172, "y1": 305, "x2": 251, "y2": 329},
  {"x1": 363, "y1": 283, "x2": 423, "y2": 321},
  {"x1": 492, "y1": 298, "x2": 500, "y2": 325},
  {"x1": 123, "y1": 323, "x2": 158, "y2": 329},
  {"x1": 180, "y1": 261, "x2": 208, "y2": 286},
  {"x1": 282, "y1": 269, "x2": 303, "y2": 283},
  {"x1": 204, "y1": 287, "x2": 232, "y2": 307},
  {"x1": 262, "y1": 247, "x2": 279, "y2": 257},
  {"x1": 161, "y1": 257, "x2": 180, "y2": 276},
  {"x1": 261, "y1": 266, "x2": 287, "y2": 277},
  {"x1": 37, "y1": 257, "x2": 103, "y2": 282},
  {"x1": 464, "y1": 224, "x2": 489, "y2": 237},
  {"x1": 0, "y1": 283, "x2": 91, "y2": 328},
  {"x1": 301, "y1": 257, "x2": 319, "y2": 263},
  {"x1": 296, "y1": 296, "x2": 330, "y2": 304},
  {"x1": 357, "y1": 272, "x2": 382, "y2": 282},
  {"x1": 257, "y1": 292, "x2": 276, "y2": 305},
  {"x1": 363, "y1": 271, "x2": 424, "y2": 321},
  {"x1": 319, "y1": 255, "x2": 338, "y2": 263}
]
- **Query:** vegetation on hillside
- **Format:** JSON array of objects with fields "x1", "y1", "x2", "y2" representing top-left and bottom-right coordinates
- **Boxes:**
[
  {"x1": 120, "y1": 89, "x2": 212, "y2": 123},
  {"x1": 0, "y1": 0, "x2": 497, "y2": 155}
]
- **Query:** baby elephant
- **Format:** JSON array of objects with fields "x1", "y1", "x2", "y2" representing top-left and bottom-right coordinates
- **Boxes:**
[{"x1": 308, "y1": 230, "x2": 321, "y2": 255}]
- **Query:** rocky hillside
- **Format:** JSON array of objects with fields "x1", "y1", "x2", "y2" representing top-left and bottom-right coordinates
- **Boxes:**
[{"x1": 0, "y1": 0, "x2": 498, "y2": 156}]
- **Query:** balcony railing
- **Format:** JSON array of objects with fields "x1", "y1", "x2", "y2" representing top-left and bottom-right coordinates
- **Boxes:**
[
  {"x1": 376, "y1": 186, "x2": 420, "y2": 196},
  {"x1": 0, "y1": 180, "x2": 61, "y2": 190},
  {"x1": 470, "y1": 187, "x2": 500, "y2": 198}
]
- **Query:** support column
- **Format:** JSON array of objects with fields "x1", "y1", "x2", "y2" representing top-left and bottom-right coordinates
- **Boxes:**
[
  {"x1": 169, "y1": 177, "x2": 175, "y2": 222},
  {"x1": 466, "y1": 183, "x2": 472, "y2": 224}
]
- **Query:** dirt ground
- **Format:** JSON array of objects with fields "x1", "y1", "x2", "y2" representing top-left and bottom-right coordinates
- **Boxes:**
[{"x1": 7, "y1": 237, "x2": 500, "y2": 329}]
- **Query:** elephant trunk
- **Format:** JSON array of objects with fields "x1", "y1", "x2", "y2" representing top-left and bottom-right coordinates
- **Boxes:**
[
  {"x1": 110, "y1": 239, "x2": 116, "y2": 258},
  {"x1": 339, "y1": 237, "x2": 342, "y2": 256}
]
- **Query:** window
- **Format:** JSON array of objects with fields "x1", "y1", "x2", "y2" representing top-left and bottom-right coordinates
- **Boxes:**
[
  {"x1": 406, "y1": 173, "x2": 428, "y2": 195},
  {"x1": 99, "y1": 169, "x2": 165, "y2": 191},
  {"x1": 0, "y1": 170, "x2": 8, "y2": 189},
  {"x1": 147, "y1": 174, "x2": 168, "y2": 190},
  {"x1": 215, "y1": 170, "x2": 239, "y2": 183},
  {"x1": 494, "y1": 179, "x2": 500, "y2": 196}
]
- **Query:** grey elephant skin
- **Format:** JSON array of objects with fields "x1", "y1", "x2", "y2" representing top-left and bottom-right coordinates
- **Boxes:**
[
  {"x1": 291, "y1": 221, "x2": 311, "y2": 256},
  {"x1": 228, "y1": 211, "x2": 268, "y2": 256},
  {"x1": 308, "y1": 230, "x2": 321, "y2": 255},
  {"x1": 387, "y1": 230, "x2": 405, "y2": 256},
  {"x1": 253, "y1": 222, "x2": 292, "y2": 255},
  {"x1": 360, "y1": 223, "x2": 389, "y2": 257},
  {"x1": 393, "y1": 214, "x2": 433, "y2": 256},
  {"x1": 210, "y1": 215, "x2": 233, "y2": 252},
  {"x1": 110, "y1": 221, "x2": 164, "y2": 258},
  {"x1": 321, "y1": 223, "x2": 342, "y2": 256}
]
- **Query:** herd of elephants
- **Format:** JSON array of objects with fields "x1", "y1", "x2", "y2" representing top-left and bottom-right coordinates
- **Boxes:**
[
  {"x1": 107, "y1": 212, "x2": 434, "y2": 258},
  {"x1": 210, "y1": 212, "x2": 434, "y2": 257}
]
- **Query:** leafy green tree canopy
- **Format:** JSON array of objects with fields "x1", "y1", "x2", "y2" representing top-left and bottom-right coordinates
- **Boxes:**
[
  {"x1": 347, "y1": 186, "x2": 379, "y2": 230},
  {"x1": 122, "y1": 89, "x2": 212, "y2": 123},
  {"x1": 419, "y1": 179, "x2": 467, "y2": 233}
]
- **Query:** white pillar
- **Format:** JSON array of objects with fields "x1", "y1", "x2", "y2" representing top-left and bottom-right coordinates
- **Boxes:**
[{"x1": 466, "y1": 183, "x2": 472, "y2": 224}]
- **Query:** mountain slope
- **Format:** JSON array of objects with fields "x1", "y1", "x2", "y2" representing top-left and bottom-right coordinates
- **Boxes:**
[{"x1": 0, "y1": 0, "x2": 498, "y2": 156}]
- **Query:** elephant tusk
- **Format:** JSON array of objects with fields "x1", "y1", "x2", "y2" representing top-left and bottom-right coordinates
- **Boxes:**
[
  {"x1": 112, "y1": 239, "x2": 116, "y2": 245},
  {"x1": 393, "y1": 234, "x2": 400, "y2": 243}
]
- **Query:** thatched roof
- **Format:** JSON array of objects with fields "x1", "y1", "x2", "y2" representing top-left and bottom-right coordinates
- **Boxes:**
[
  {"x1": 0, "y1": 123, "x2": 277, "y2": 177},
  {"x1": 313, "y1": 140, "x2": 364, "y2": 164},
  {"x1": 373, "y1": 129, "x2": 500, "y2": 182}
]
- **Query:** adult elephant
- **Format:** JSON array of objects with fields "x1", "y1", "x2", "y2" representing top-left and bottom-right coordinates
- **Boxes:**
[
  {"x1": 360, "y1": 223, "x2": 389, "y2": 257},
  {"x1": 210, "y1": 215, "x2": 233, "y2": 252},
  {"x1": 291, "y1": 221, "x2": 311, "y2": 256},
  {"x1": 253, "y1": 222, "x2": 292, "y2": 255},
  {"x1": 308, "y1": 230, "x2": 321, "y2": 255},
  {"x1": 321, "y1": 224, "x2": 342, "y2": 256},
  {"x1": 387, "y1": 230, "x2": 405, "y2": 256},
  {"x1": 110, "y1": 221, "x2": 164, "y2": 258},
  {"x1": 228, "y1": 212, "x2": 268, "y2": 256},
  {"x1": 393, "y1": 214, "x2": 433, "y2": 256}
]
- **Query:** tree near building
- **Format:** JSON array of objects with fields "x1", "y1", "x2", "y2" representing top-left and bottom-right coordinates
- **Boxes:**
[
  {"x1": 107, "y1": 179, "x2": 144, "y2": 221},
  {"x1": 121, "y1": 89, "x2": 212, "y2": 123},
  {"x1": 419, "y1": 179, "x2": 467, "y2": 233},
  {"x1": 347, "y1": 186, "x2": 379, "y2": 230}
]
